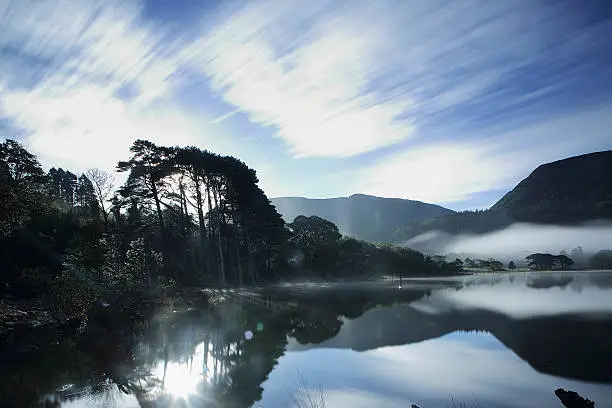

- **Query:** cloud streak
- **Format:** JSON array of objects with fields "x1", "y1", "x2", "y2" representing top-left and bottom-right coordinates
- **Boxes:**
[
  {"x1": 0, "y1": 0, "x2": 222, "y2": 171},
  {"x1": 191, "y1": 0, "x2": 612, "y2": 159},
  {"x1": 358, "y1": 104, "x2": 612, "y2": 203},
  {"x1": 1, "y1": 0, "x2": 611, "y2": 204}
]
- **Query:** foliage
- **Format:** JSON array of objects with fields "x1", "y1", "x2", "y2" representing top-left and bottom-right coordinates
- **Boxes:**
[
  {"x1": 473, "y1": 258, "x2": 504, "y2": 271},
  {"x1": 289, "y1": 215, "x2": 342, "y2": 270},
  {"x1": 452, "y1": 258, "x2": 464, "y2": 269},
  {"x1": 117, "y1": 140, "x2": 289, "y2": 285},
  {"x1": 49, "y1": 266, "x2": 97, "y2": 323},
  {"x1": 464, "y1": 257, "x2": 476, "y2": 268},
  {"x1": 286, "y1": 215, "x2": 458, "y2": 278},
  {"x1": 526, "y1": 253, "x2": 575, "y2": 270},
  {"x1": 337, "y1": 237, "x2": 369, "y2": 274},
  {"x1": 556, "y1": 254, "x2": 574, "y2": 270},
  {"x1": 0, "y1": 139, "x2": 50, "y2": 237},
  {"x1": 508, "y1": 260, "x2": 516, "y2": 270}
]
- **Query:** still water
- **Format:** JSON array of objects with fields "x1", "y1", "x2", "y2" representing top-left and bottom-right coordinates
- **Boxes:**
[{"x1": 3, "y1": 271, "x2": 612, "y2": 408}]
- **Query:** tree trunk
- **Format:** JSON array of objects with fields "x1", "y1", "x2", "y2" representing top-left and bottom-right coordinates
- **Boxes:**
[
  {"x1": 150, "y1": 175, "x2": 168, "y2": 272},
  {"x1": 150, "y1": 176, "x2": 166, "y2": 241},
  {"x1": 206, "y1": 181, "x2": 216, "y2": 282},
  {"x1": 244, "y1": 231, "x2": 256, "y2": 284},
  {"x1": 231, "y1": 204, "x2": 244, "y2": 285},
  {"x1": 212, "y1": 183, "x2": 226, "y2": 286},
  {"x1": 235, "y1": 239, "x2": 244, "y2": 286},
  {"x1": 101, "y1": 210, "x2": 109, "y2": 232},
  {"x1": 194, "y1": 173, "x2": 209, "y2": 276}
]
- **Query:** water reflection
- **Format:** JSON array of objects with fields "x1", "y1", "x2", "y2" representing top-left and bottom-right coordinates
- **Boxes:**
[
  {"x1": 265, "y1": 331, "x2": 612, "y2": 408},
  {"x1": 1, "y1": 271, "x2": 612, "y2": 407}
]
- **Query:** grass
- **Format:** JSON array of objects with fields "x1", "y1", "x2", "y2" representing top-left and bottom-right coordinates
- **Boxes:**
[
  {"x1": 286, "y1": 372, "x2": 326, "y2": 408},
  {"x1": 283, "y1": 372, "x2": 487, "y2": 408}
]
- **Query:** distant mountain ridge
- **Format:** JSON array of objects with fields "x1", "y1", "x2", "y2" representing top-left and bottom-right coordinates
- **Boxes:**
[
  {"x1": 397, "y1": 150, "x2": 612, "y2": 245},
  {"x1": 271, "y1": 194, "x2": 453, "y2": 243},
  {"x1": 274, "y1": 151, "x2": 612, "y2": 246}
]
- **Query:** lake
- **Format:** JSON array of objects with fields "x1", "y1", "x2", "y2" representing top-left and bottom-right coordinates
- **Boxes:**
[{"x1": 3, "y1": 271, "x2": 612, "y2": 408}]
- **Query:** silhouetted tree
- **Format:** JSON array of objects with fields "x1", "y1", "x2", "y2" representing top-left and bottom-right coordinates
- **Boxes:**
[
  {"x1": 75, "y1": 174, "x2": 98, "y2": 218},
  {"x1": 525, "y1": 253, "x2": 574, "y2": 270},
  {"x1": 85, "y1": 168, "x2": 116, "y2": 228},
  {"x1": 0, "y1": 139, "x2": 49, "y2": 236},
  {"x1": 117, "y1": 140, "x2": 176, "y2": 270},
  {"x1": 476, "y1": 258, "x2": 504, "y2": 271},
  {"x1": 289, "y1": 215, "x2": 341, "y2": 270},
  {"x1": 556, "y1": 254, "x2": 574, "y2": 270},
  {"x1": 337, "y1": 238, "x2": 368, "y2": 275},
  {"x1": 508, "y1": 260, "x2": 516, "y2": 270},
  {"x1": 526, "y1": 253, "x2": 558, "y2": 270}
]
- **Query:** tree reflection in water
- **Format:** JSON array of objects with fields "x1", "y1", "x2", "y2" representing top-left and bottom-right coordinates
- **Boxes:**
[
  {"x1": 1, "y1": 284, "x2": 425, "y2": 408},
  {"x1": 3, "y1": 274, "x2": 612, "y2": 407}
]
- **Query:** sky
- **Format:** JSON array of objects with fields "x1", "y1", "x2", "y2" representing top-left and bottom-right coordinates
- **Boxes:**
[{"x1": 1, "y1": 0, "x2": 612, "y2": 211}]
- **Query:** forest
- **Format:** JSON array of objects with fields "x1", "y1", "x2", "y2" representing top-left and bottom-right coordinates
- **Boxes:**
[{"x1": 1, "y1": 139, "x2": 459, "y2": 324}]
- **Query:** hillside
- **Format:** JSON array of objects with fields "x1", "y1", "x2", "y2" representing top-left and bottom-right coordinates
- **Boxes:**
[
  {"x1": 491, "y1": 150, "x2": 612, "y2": 223},
  {"x1": 397, "y1": 150, "x2": 612, "y2": 244},
  {"x1": 271, "y1": 194, "x2": 453, "y2": 243}
]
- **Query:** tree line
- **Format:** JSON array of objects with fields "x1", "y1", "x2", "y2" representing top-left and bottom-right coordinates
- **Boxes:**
[
  {"x1": 1, "y1": 139, "x2": 458, "y2": 318},
  {"x1": 525, "y1": 253, "x2": 574, "y2": 270},
  {"x1": 1, "y1": 138, "x2": 288, "y2": 295}
]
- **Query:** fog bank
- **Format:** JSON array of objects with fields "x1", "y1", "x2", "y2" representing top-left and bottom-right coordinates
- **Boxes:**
[{"x1": 405, "y1": 221, "x2": 612, "y2": 260}]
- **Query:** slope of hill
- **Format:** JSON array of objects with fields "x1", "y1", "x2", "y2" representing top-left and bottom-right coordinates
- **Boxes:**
[
  {"x1": 491, "y1": 150, "x2": 612, "y2": 223},
  {"x1": 397, "y1": 150, "x2": 612, "y2": 244},
  {"x1": 271, "y1": 194, "x2": 454, "y2": 243}
]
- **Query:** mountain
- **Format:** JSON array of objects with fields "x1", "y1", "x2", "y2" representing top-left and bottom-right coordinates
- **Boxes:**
[
  {"x1": 397, "y1": 150, "x2": 612, "y2": 244},
  {"x1": 491, "y1": 150, "x2": 612, "y2": 223},
  {"x1": 270, "y1": 194, "x2": 454, "y2": 243}
]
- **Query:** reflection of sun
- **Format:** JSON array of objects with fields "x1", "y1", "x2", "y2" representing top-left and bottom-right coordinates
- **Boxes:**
[
  {"x1": 162, "y1": 363, "x2": 202, "y2": 399},
  {"x1": 153, "y1": 342, "x2": 207, "y2": 399}
]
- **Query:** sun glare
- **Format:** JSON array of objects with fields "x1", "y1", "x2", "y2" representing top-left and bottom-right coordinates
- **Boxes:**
[{"x1": 153, "y1": 342, "x2": 207, "y2": 399}]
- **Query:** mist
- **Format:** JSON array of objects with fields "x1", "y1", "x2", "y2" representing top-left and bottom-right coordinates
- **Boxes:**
[{"x1": 405, "y1": 221, "x2": 612, "y2": 262}]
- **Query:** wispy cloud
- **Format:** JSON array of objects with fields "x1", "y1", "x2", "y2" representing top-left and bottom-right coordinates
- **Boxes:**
[
  {"x1": 358, "y1": 143, "x2": 520, "y2": 203},
  {"x1": 209, "y1": 108, "x2": 242, "y2": 124},
  {"x1": 186, "y1": 0, "x2": 415, "y2": 157},
  {"x1": 0, "y1": 0, "x2": 219, "y2": 171},
  {"x1": 1, "y1": 0, "x2": 611, "y2": 203},
  {"x1": 358, "y1": 104, "x2": 612, "y2": 203},
  {"x1": 188, "y1": 0, "x2": 612, "y2": 159}
]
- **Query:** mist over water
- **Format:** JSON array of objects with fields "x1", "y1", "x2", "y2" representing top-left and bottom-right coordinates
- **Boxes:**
[{"x1": 405, "y1": 221, "x2": 612, "y2": 260}]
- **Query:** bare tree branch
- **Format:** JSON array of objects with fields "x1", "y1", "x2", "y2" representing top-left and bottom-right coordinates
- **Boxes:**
[{"x1": 85, "y1": 168, "x2": 116, "y2": 224}]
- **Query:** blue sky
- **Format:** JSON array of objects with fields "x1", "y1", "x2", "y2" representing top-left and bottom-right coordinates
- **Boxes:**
[{"x1": 1, "y1": 0, "x2": 611, "y2": 210}]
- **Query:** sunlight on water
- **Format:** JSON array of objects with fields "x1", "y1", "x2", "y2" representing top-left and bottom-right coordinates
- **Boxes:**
[{"x1": 152, "y1": 341, "x2": 209, "y2": 399}]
